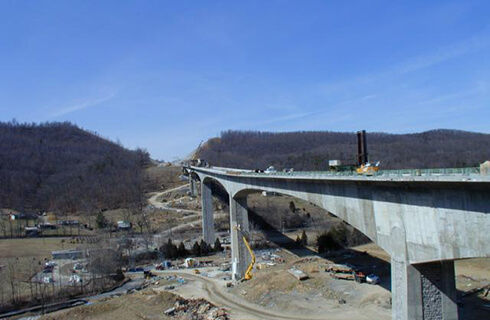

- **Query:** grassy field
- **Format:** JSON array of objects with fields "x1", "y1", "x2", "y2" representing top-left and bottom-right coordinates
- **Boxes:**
[
  {"x1": 0, "y1": 237, "x2": 78, "y2": 260},
  {"x1": 0, "y1": 237, "x2": 80, "y2": 306}
]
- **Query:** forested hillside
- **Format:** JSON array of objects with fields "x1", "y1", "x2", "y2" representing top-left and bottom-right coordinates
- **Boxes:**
[
  {"x1": 0, "y1": 121, "x2": 150, "y2": 213},
  {"x1": 198, "y1": 130, "x2": 490, "y2": 170}
]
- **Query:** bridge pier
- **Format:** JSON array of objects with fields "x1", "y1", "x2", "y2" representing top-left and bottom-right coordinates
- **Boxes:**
[
  {"x1": 190, "y1": 165, "x2": 489, "y2": 320},
  {"x1": 201, "y1": 181, "x2": 215, "y2": 244},
  {"x1": 392, "y1": 258, "x2": 458, "y2": 320},
  {"x1": 189, "y1": 178, "x2": 198, "y2": 197},
  {"x1": 229, "y1": 196, "x2": 250, "y2": 281}
]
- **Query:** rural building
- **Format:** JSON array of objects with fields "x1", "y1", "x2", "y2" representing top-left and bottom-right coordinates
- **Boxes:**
[
  {"x1": 38, "y1": 223, "x2": 57, "y2": 230},
  {"x1": 52, "y1": 249, "x2": 84, "y2": 260},
  {"x1": 10, "y1": 212, "x2": 38, "y2": 221},
  {"x1": 57, "y1": 220, "x2": 80, "y2": 226},
  {"x1": 117, "y1": 220, "x2": 131, "y2": 230},
  {"x1": 25, "y1": 227, "x2": 40, "y2": 237}
]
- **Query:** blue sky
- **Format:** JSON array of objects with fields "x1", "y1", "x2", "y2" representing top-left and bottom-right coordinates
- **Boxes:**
[{"x1": 1, "y1": 1, "x2": 489, "y2": 160}]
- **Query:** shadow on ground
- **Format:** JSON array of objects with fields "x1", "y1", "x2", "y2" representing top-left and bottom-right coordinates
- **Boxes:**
[{"x1": 249, "y1": 208, "x2": 490, "y2": 319}]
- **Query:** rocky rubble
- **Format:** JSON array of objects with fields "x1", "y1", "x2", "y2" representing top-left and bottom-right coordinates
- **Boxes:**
[{"x1": 164, "y1": 298, "x2": 229, "y2": 320}]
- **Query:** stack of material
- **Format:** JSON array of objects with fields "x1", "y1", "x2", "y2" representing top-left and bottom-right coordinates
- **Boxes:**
[
  {"x1": 288, "y1": 267, "x2": 309, "y2": 281},
  {"x1": 481, "y1": 161, "x2": 490, "y2": 175},
  {"x1": 164, "y1": 298, "x2": 229, "y2": 320}
]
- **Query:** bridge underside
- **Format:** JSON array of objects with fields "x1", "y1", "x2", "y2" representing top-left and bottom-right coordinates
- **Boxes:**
[{"x1": 190, "y1": 170, "x2": 490, "y2": 320}]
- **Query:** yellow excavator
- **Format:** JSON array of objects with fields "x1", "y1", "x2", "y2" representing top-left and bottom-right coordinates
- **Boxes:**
[
  {"x1": 243, "y1": 234, "x2": 255, "y2": 281},
  {"x1": 356, "y1": 161, "x2": 381, "y2": 176},
  {"x1": 235, "y1": 225, "x2": 256, "y2": 281}
]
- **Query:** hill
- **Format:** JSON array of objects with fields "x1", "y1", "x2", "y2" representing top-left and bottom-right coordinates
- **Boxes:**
[
  {"x1": 0, "y1": 121, "x2": 150, "y2": 213},
  {"x1": 198, "y1": 129, "x2": 490, "y2": 170}
]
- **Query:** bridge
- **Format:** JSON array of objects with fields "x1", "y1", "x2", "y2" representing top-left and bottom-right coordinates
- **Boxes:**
[{"x1": 186, "y1": 165, "x2": 490, "y2": 320}]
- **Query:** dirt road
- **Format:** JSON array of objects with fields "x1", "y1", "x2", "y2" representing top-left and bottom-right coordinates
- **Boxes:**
[
  {"x1": 148, "y1": 183, "x2": 189, "y2": 206},
  {"x1": 155, "y1": 270, "x2": 390, "y2": 320}
]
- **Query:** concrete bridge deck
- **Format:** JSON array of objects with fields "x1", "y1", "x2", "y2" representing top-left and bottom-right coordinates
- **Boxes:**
[{"x1": 187, "y1": 165, "x2": 490, "y2": 320}]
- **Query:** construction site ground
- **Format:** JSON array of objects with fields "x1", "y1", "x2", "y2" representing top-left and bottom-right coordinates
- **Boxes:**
[
  {"x1": 30, "y1": 245, "x2": 490, "y2": 320},
  {"x1": 143, "y1": 168, "x2": 490, "y2": 320},
  {"x1": 5, "y1": 165, "x2": 488, "y2": 319}
]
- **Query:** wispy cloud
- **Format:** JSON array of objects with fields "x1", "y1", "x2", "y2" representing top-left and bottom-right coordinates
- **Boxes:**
[
  {"x1": 419, "y1": 88, "x2": 482, "y2": 105},
  {"x1": 234, "y1": 94, "x2": 377, "y2": 130},
  {"x1": 245, "y1": 111, "x2": 315, "y2": 128},
  {"x1": 47, "y1": 92, "x2": 117, "y2": 119},
  {"x1": 319, "y1": 28, "x2": 490, "y2": 97},
  {"x1": 397, "y1": 32, "x2": 490, "y2": 74}
]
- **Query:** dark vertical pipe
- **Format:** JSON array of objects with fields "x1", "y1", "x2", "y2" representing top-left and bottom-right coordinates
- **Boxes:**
[
  {"x1": 356, "y1": 131, "x2": 363, "y2": 166},
  {"x1": 356, "y1": 130, "x2": 368, "y2": 166},
  {"x1": 362, "y1": 130, "x2": 368, "y2": 164}
]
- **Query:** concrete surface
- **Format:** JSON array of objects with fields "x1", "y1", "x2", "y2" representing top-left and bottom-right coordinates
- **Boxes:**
[{"x1": 188, "y1": 166, "x2": 490, "y2": 320}]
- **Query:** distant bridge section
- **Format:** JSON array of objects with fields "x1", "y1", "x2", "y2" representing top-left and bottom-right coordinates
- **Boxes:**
[{"x1": 186, "y1": 165, "x2": 490, "y2": 320}]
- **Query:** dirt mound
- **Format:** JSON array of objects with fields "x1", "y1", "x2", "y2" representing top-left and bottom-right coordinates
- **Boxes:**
[
  {"x1": 41, "y1": 290, "x2": 179, "y2": 320},
  {"x1": 231, "y1": 255, "x2": 391, "y2": 317},
  {"x1": 164, "y1": 298, "x2": 229, "y2": 320}
]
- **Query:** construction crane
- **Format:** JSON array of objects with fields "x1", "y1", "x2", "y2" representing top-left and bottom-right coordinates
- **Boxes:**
[
  {"x1": 187, "y1": 140, "x2": 204, "y2": 166},
  {"x1": 235, "y1": 225, "x2": 256, "y2": 281},
  {"x1": 328, "y1": 130, "x2": 380, "y2": 175},
  {"x1": 183, "y1": 140, "x2": 209, "y2": 173}
]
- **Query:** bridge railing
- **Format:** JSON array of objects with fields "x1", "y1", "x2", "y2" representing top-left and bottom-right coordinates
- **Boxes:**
[{"x1": 235, "y1": 167, "x2": 480, "y2": 177}]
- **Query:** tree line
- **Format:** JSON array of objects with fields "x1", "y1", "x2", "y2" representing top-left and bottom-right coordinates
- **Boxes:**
[
  {"x1": 198, "y1": 129, "x2": 490, "y2": 170},
  {"x1": 160, "y1": 238, "x2": 224, "y2": 260},
  {"x1": 0, "y1": 121, "x2": 150, "y2": 214}
]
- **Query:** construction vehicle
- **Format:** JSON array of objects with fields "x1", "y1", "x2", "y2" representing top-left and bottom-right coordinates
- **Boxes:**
[
  {"x1": 182, "y1": 141, "x2": 209, "y2": 177},
  {"x1": 235, "y1": 225, "x2": 256, "y2": 281},
  {"x1": 325, "y1": 263, "x2": 357, "y2": 273},
  {"x1": 356, "y1": 161, "x2": 380, "y2": 176},
  {"x1": 366, "y1": 274, "x2": 380, "y2": 284},
  {"x1": 188, "y1": 141, "x2": 209, "y2": 167},
  {"x1": 330, "y1": 270, "x2": 366, "y2": 283},
  {"x1": 328, "y1": 130, "x2": 380, "y2": 175}
]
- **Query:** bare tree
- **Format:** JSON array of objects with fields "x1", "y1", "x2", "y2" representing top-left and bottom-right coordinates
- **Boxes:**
[
  {"x1": 0, "y1": 267, "x2": 5, "y2": 306},
  {"x1": 0, "y1": 122, "x2": 150, "y2": 214},
  {"x1": 6, "y1": 258, "x2": 18, "y2": 304}
]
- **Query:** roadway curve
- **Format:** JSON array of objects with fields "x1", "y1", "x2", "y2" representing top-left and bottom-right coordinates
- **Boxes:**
[
  {"x1": 148, "y1": 184, "x2": 229, "y2": 237},
  {"x1": 159, "y1": 271, "x2": 385, "y2": 320}
]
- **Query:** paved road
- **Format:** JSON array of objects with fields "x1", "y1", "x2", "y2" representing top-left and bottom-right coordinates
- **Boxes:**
[{"x1": 89, "y1": 277, "x2": 145, "y2": 300}]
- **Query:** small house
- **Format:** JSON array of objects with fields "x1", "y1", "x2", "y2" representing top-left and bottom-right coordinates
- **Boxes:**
[
  {"x1": 52, "y1": 249, "x2": 84, "y2": 260},
  {"x1": 117, "y1": 221, "x2": 131, "y2": 230}
]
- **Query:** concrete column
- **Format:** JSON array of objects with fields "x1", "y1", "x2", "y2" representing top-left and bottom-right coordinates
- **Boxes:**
[
  {"x1": 417, "y1": 261, "x2": 458, "y2": 320},
  {"x1": 229, "y1": 196, "x2": 250, "y2": 281},
  {"x1": 391, "y1": 259, "x2": 458, "y2": 320},
  {"x1": 189, "y1": 179, "x2": 198, "y2": 197},
  {"x1": 201, "y1": 181, "x2": 215, "y2": 245}
]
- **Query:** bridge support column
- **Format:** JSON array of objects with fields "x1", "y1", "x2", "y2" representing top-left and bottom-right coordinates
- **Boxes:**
[
  {"x1": 189, "y1": 179, "x2": 198, "y2": 197},
  {"x1": 229, "y1": 196, "x2": 250, "y2": 281},
  {"x1": 201, "y1": 181, "x2": 215, "y2": 244},
  {"x1": 392, "y1": 259, "x2": 458, "y2": 320}
]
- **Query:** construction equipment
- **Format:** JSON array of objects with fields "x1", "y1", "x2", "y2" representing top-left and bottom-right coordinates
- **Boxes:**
[
  {"x1": 235, "y1": 225, "x2": 255, "y2": 281},
  {"x1": 189, "y1": 141, "x2": 209, "y2": 167},
  {"x1": 243, "y1": 234, "x2": 255, "y2": 281},
  {"x1": 328, "y1": 130, "x2": 380, "y2": 175},
  {"x1": 330, "y1": 270, "x2": 366, "y2": 283},
  {"x1": 356, "y1": 161, "x2": 380, "y2": 176},
  {"x1": 355, "y1": 130, "x2": 380, "y2": 176}
]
